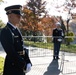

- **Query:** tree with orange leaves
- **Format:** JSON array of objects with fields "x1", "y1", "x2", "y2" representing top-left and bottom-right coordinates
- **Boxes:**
[
  {"x1": 21, "y1": 0, "x2": 47, "y2": 32},
  {"x1": 41, "y1": 16, "x2": 57, "y2": 36},
  {"x1": 20, "y1": 0, "x2": 47, "y2": 42}
]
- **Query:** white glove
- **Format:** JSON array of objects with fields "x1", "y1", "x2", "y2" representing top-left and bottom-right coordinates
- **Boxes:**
[
  {"x1": 58, "y1": 39, "x2": 62, "y2": 42},
  {"x1": 24, "y1": 63, "x2": 31, "y2": 73}
]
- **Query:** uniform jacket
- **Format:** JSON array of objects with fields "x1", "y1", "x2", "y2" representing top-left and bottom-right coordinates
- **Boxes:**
[
  {"x1": 0, "y1": 23, "x2": 32, "y2": 75},
  {"x1": 52, "y1": 28, "x2": 64, "y2": 43}
]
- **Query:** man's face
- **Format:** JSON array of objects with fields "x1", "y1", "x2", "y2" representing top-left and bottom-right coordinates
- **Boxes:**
[{"x1": 12, "y1": 13, "x2": 22, "y2": 24}]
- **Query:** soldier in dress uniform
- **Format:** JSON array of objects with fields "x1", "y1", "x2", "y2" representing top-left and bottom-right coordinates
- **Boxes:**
[
  {"x1": 0, "y1": 5, "x2": 32, "y2": 75},
  {"x1": 52, "y1": 22, "x2": 64, "y2": 60}
]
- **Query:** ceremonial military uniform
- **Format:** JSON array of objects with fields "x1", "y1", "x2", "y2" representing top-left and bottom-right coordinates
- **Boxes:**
[
  {"x1": 0, "y1": 5, "x2": 32, "y2": 75},
  {"x1": 52, "y1": 22, "x2": 64, "y2": 60}
]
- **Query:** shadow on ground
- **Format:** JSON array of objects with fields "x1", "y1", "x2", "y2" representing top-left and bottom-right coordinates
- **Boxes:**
[{"x1": 44, "y1": 59, "x2": 61, "y2": 75}]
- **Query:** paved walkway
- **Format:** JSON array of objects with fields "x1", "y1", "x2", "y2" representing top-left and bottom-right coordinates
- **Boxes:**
[{"x1": 0, "y1": 43, "x2": 76, "y2": 75}]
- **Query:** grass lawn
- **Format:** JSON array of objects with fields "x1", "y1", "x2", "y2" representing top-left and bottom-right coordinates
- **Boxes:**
[
  {"x1": 0, "y1": 57, "x2": 4, "y2": 75},
  {"x1": 24, "y1": 41, "x2": 76, "y2": 53}
]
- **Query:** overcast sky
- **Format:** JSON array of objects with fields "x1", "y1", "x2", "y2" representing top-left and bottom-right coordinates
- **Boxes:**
[{"x1": 0, "y1": 0, "x2": 67, "y2": 23}]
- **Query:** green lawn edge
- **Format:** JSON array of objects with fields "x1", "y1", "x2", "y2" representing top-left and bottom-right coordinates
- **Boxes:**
[{"x1": 0, "y1": 57, "x2": 4, "y2": 75}]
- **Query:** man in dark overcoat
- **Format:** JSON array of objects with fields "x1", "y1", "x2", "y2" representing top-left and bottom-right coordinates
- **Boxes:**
[
  {"x1": 52, "y1": 22, "x2": 64, "y2": 60},
  {"x1": 0, "y1": 5, "x2": 32, "y2": 75}
]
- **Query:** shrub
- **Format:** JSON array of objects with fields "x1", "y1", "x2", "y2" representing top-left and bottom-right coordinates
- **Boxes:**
[{"x1": 65, "y1": 31, "x2": 74, "y2": 44}]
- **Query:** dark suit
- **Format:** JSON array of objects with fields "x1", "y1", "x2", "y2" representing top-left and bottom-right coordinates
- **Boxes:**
[
  {"x1": 52, "y1": 28, "x2": 64, "y2": 59},
  {"x1": 0, "y1": 23, "x2": 32, "y2": 75}
]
